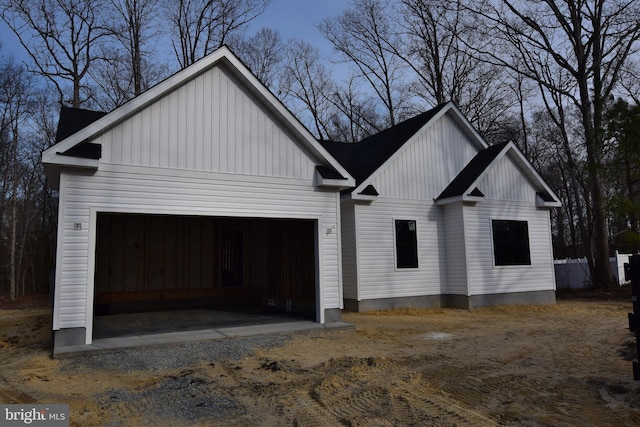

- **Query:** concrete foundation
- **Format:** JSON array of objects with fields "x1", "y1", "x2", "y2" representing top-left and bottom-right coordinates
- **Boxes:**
[
  {"x1": 54, "y1": 328, "x2": 86, "y2": 347},
  {"x1": 324, "y1": 308, "x2": 343, "y2": 322},
  {"x1": 344, "y1": 295, "x2": 445, "y2": 312},
  {"x1": 345, "y1": 290, "x2": 556, "y2": 312}
]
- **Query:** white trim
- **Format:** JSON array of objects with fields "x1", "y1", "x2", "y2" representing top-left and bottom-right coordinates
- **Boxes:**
[
  {"x1": 335, "y1": 192, "x2": 344, "y2": 310},
  {"x1": 392, "y1": 218, "x2": 420, "y2": 271},
  {"x1": 351, "y1": 193, "x2": 378, "y2": 202},
  {"x1": 52, "y1": 173, "x2": 66, "y2": 331},
  {"x1": 490, "y1": 217, "x2": 533, "y2": 269},
  {"x1": 85, "y1": 208, "x2": 98, "y2": 344},
  {"x1": 316, "y1": 219, "x2": 324, "y2": 323},
  {"x1": 354, "y1": 204, "x2": 362, "y2": 302},
  {"x1": 435, "y1": 194, "x2": 484, "y2": 206}
]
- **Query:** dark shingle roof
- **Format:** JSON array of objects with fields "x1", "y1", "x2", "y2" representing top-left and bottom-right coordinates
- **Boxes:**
[
  {"x1": 320, "y1": 104, "x2": 448, "y2": 187},
  {"x1": 436, "y1": 142, "x2": 508, "y2": 200},
  {"x1": 55, "y1": 105, "x2": 107, "y2": 143}
]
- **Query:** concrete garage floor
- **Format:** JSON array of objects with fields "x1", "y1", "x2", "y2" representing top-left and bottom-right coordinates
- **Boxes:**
[{"x1": 54, "y1": 309, "x2": 352, "y2": 357}]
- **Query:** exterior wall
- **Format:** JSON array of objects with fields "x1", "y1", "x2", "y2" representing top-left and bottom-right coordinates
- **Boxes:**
[
  {"x1": 53, "y1": 166, "x2": 341, "y2": 343},
  {"x1": 463, "y1": 200, "x2": 555, "y2": 296},
  {"x1": 340, "y1": 200, "x2": 358, "y2": 300},
  {"x1": 372, "y1": 113, "x2": 479, "y2": 200},
  {"x1": 347, "y1": 114, "x2": 556, "y2": 308},
  {"x1": 346, "y1": 112, "x2": 479, "y2": 304},
  {"x1": 353, "y1": 198, "x2": 445, "y2": 301},
  {"x1": 461, "y1": 153, "x2": 556, "y2": 296},
  {"x1": 442, "y1": 202, "x2": 468, "y2": 296},
  {"x1": 96, "y1": 64, "x2": 318, "y2": 179}
]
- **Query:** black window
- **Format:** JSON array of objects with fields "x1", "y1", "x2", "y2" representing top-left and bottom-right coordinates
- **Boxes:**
[
  {"x1": 395, "y1": 220, "x2": 418, "y2": 268},
  {"x1": 492, "y1": 220, "x2": 531, "y2": 266}
]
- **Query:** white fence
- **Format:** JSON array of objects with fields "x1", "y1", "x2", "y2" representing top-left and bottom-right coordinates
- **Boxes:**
[{"x1": 554, "y1": 252, "x2": 631, "y2": 289}]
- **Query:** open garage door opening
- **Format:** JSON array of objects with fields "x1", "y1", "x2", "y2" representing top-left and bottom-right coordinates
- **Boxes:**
[{"x1": 93, "y1": 213, "x2": 317, "y2": 339}]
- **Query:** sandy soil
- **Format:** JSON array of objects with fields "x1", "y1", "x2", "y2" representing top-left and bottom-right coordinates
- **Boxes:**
[{"x1": 1, "y1": 297, "x2": 639, "y2": 426}]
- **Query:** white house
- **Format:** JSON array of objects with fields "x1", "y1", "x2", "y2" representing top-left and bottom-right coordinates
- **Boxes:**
[
  {"x1": 321, "y1": 103, "x2": 561, "y2": 311},
  {"x1": 43, "y1": 46, "x2": 354, "y2": 351}
]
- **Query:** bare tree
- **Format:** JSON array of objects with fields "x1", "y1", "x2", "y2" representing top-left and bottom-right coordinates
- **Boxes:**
[
  {"x1": 319, "y1": 0, "x2": 408, "y2": 127},
  {"x1": 166, "y1": 0, "x2": 270, "y2": 69},
  {"x1": 106, "y1": 0, "x2": 162, "y2": 96},
  {"x1": 329, "y1": 79, "x2": 384, "y2": 142},
  {"x1": 394, "y1": 0, "x2": 517, "y2": 140},
  {"x1": 0, "y1": 60, "x2": 34, "y2": 300},
  {"x1": 280, "y1": 40, "x2": 337, "y2": 141},
  {"x1": 472, "y1": 0, "x2": 640, "y2": 288},
  {"x1": 232, "y1": 27, "x2": 283, "y2": 89},
  {"x1": 1, "y1": 0, "x2": 110, "y2": 107}
]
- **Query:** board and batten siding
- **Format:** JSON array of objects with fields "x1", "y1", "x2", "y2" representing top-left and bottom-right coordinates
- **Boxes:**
[
  {"x1": 96, "y1": 64, "x2": 318, "y2": 180},
  {"x1": 370, "y1": 113, "x2": 479, "y2": 200},
  {"x1": 463, "y1": 201, "x2": 555, "y2": 295},
  {"x1": 354, "y1": 198, "x2": 445, "y2": 301},
  {"x1": 53, "y1": 165, "x2": 342, "y2": 335},
  {"x1": 476, "y1": 154, "x2": 536, "y2": 203}
]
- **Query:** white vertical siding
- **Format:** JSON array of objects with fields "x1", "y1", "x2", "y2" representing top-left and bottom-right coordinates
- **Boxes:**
[
  {"x1": 477, "y1": 153, "x2": 536, "y2": 202},
  {"x1": 55, "y1": 166, "x2": 342, "y2": 332},
  {"x1": 371, "y1": 114, "x2": 479, "y2": 200},
  {"x1": 355, "y1": 198, "x2": 445, "y2": 300},
  {"x1": 340, "y1": 200, "x2": 358, "y2": 300},
  {"x1": 97, "y1": 65, "x2": 317, "y2": 180},
  {"x1": 443, "y1": 203, "x2": 468, "y2": 295},
  {"x1": 463, "y1": 201, "x2": 555, "y2": 295}
]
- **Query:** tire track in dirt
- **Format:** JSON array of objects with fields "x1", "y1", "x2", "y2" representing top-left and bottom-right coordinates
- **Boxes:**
[
  {"x1": 309, "y1": 356, "x2": 496, "y2": 426},
  {"x1": 0, "y1": 383, "x2": 38, "y2": 404},
  {"x1": 284, "y1": 391, "x2": 338, "y2": 427}
]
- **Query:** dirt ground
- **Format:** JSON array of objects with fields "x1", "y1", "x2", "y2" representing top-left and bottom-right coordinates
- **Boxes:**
[{"x1": 1, "y1": 294, "x2": 639, "y2": 426}]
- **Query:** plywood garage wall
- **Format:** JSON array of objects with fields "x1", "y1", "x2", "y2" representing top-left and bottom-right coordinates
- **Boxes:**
[{"x1": 94, "y1": 213, "x2": 316, "y2": 310}]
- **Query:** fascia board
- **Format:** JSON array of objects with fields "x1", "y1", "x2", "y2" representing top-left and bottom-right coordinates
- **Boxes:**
[
  {"x1": 435, "y1": 194, "x2": 483, "y2": 206},
  {"x1": 536, "y1": 195, "x2": 562, "y2": 208},
  {"x1": 435, "y1": 195, "x2": 464, "y2": 206},
  {"x1": 44, "y1": 154, "x2": 99, "y2": 169},
  {"x1": 351, "y1": 193, "x2": 378, "y2": 202},
  {"x1": 316, "y1": 177, "x2": 356, "y2": 189}
]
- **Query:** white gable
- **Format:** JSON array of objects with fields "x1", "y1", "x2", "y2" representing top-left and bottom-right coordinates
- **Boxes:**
[
  {"x1": 43, "y1": 46, "x2": 354, "y2": 189},
  {"x1": 96, "y1": 64, "x2": 316, "y2": 179},
  {"x1": 476, "y1": 152, "x2": 537, "y2": 202},
  {"x1": 370, "y1": 113, "x2": 479, "y2": 200}
]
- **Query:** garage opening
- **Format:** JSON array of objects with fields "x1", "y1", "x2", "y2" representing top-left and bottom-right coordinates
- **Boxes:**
[{"x1": 93, "y1": 213, "x2": 317, "y2": 338}]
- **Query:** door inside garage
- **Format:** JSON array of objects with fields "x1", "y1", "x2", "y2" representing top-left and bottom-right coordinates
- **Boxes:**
[{"x1": 93, "y1": 213, "x2": 317, "y2": 335}]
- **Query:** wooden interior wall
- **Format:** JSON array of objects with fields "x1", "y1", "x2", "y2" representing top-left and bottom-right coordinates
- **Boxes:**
[{"x1": 94, "y1": 213, "x2": 316, "y2": 309}]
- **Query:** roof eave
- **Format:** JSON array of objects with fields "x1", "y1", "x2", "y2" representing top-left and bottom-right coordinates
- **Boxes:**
[
  {"x1": 435, "y1": 194, "x2": 484, "y2": 206},
  {"x1": 536, "y1": 196, "x2": 562, "y2": 209}
]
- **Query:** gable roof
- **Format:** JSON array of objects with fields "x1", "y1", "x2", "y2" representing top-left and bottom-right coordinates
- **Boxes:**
[
  {"x1": 436, "y1": 141, "x2": 561, "y2": 208},
  {"x1": 320, "y1": 102, "x2": 488, "y2": 198},
  {"x1": 43, "y1": 46, "x2": 354, "y2": 189},
  {"x1": 55, "y1": 106, "x2": 107, "y2": 143},
  {"x1": 319, "y1": 103, "x2": 447, "y2": 186},
  {"x1": 437, "y1": 142, "x2": 508, "y2": 200}
]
